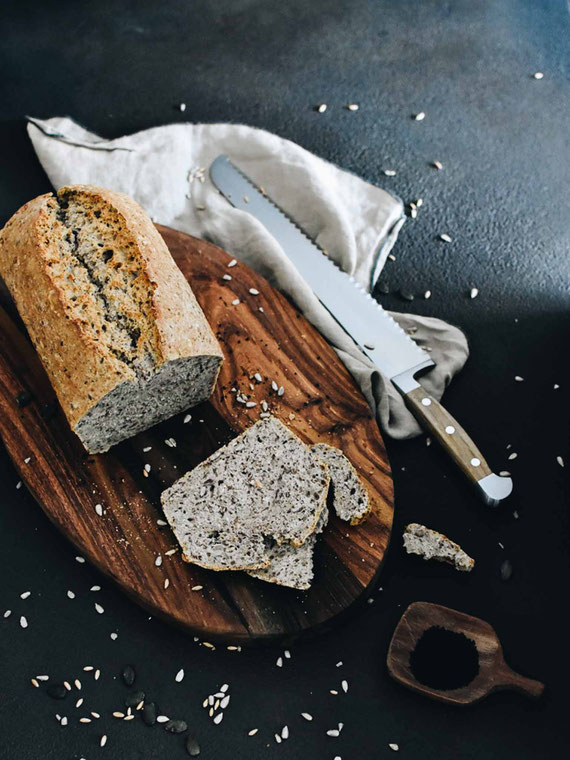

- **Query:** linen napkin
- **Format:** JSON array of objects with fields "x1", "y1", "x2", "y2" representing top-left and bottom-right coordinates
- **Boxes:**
[{"x1": 27, "y1": 116, "x2": 469, "y2": 439}]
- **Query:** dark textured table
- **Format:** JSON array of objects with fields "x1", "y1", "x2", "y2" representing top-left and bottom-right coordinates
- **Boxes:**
[{"x1": 1, "y1": 1, "x2": 568, "y2": 758}]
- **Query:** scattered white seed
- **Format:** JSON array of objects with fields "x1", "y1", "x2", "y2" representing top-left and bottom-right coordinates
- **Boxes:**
[
  {"x1": 416, "y1": 198, "x2": 424, "y2": 207},
  {"x1": 389, "y1": 743, "x2": 399, "y2": 752},
  {"x1": 165, "y1": 437, "x2": 177, "y2": 448},
  {"x1": 100, "y1": 735, "x2": 107, "y2": 748},
  {"x1": 156, "y1": 715, "x2": 169, "y2": 723},
  {"x1": 191, "y1": 585, "x2": 203, "y2": 591},
  {"x1": 327, "y1": 729, "x2": 340, "y2": 737},
  {"x1": 330, "y1": 689, "x2": 339, "y2": 695},
  {"x1": 500, "y1": 471, "x2": 511, "y2": 477},
  {"x1": 508, "y1": 453, "x2": 518, "y2": 461},
  {"x1": 31, "y1": 678, "x2": 39, "y2": 688},
  {"x1": 227, "y1": 259, "x2": 237, "y2": 268},
  {"x1": 175, "y1": 668, "x2": 185, "y2": 683},
  {"x1": 281, "y1": 726, "x2": 289, "y2": 739},
  {"x1": 157, "y1": 519, "x2": 168, "y2": 526},
  {"x1": 95, "y1": 603, "x2": 104, "y2": 614},
  {"x1": 341, "y1": 679, "x2": 349, "y2": 693},
  {"x1": 165, "y1": 548, "x2": 177, "y2": 556},
  {"x1": 24, "y1": 457, "x2": 31, "y2": 464},
  {"x1": 336, "y1": 661, "x2": 343, "y2": 667},
  {"x1": 64, "y1": 682, "x2": 72, "y2": 691},
  {"x1": 220, "y1": 684, "x2": 229, "y2": 692},
  {"x1": 317, "y1": 104, "x2": 327, "y2": 113},
  {"x1": 16, "y1": 481, "x2": 22, "y2": 489},
  {"x1": 276, "y1": 656, "x2": 283, "y2": 667},
  {"x1": 179, "y1": 103, "x2": 186, "y2": 111},
  {"x1": 80, "y1": 718, "x2": 91, "y2": 724},
  {"x1": 75, "y1": 556, "x2": 85, "y2": 564},
  {"x1": 94, "y1": 669, "x2": 101, "y2": 680},
  {"x1": 60, "y1": 716, "x2": 68, "y2": 726},
  {"x1": 220, "y1": 695, "x2": 230, "y2": 709},
  {"x1": 249, "y1": 288, "x2": 260, "y2": 295},
  {"x1": 271, "y1": 380, "x2": 278, "y2": 392},
  {"x1": 74, "y1": 679, "x2": 82, "y2": 690},
  {"x1": 439, "y1": 233, "x2": 452, "y2": 243},
  {"x1": 37, "y1": 675, "x2": 49, "y2": 680},
  {"x1": 514, "y1": 376, "x2": 524, "y2": 382},
  {"x1": 110, "y1": 633, "x2": 118, "y2": 641},
  {"x1": 554, "y1": 384, "x2": 559, "y2": 390},
  {"x1": 424, "y1": 290, "x2": 431, "y2": 299},
  {"x1": 532, "y1": 72, "x2": 544, "y2": 80},
  {"x1": 278, "y1": 386, "x2": 284, "y2": 396},
  {"x1": 275, "y1": 734, "x2": 282, "y2": 743},
  {"x1": 470, "y1": 287, "x2": 479, "y2": 299},
  {"x1": 76, "y1": 698, "x2": 83, "y2": 708},
  {"x1": 143, "y1": 446, "x2": 152, "y2": 452},
  {"x1": 383, "y1": 169, "x2": 397, "y2": 177},
  {"x1": 20, "y1": 591, "x2": 31, "y2": 600},
  {"x1": 164, "y1": 579, "x2": 170, "y2": 589},
  {"x1": 248, "y1": 728, "x2": 258, "y2": 736},
  {"x1": 184, "y1": 414, "x2": 192, "y2": 423},
  {"x1": 246, "y1": 401, "x2": 257, "y2": 408},
  {"x1": 95, "y1": 504, "x2": 103, "y2": 516},
  {"x1": 232, "y1": 299, "x2": 240, "y2": 306},
  {"x1": 301, "y1": 712, "x2": 313, "y2": 721},
  {"x1": 113, "y1": 712, "x2": 125, "y2": 718},
  {"x1": 20, "y1": 615, "x2": 28, "y2": 628},
  {"x1": 557, "y1": 456, "x2": 564, "y2": 468},
  {"x1": 223, "y1": 274, "x2": 232, "y2": 281},
  {"x1": 155, "y1": 555, "x2": 163, "y2": 567},
  {"x1": 432, "y1": 161, "x2": 443, "y2": 170},
  {"x1": 214, "y1": 712, "x2": 224, "y2": 725},
  {"x1": 414, "y1": 111, "x2": 426, "y2": 121}
]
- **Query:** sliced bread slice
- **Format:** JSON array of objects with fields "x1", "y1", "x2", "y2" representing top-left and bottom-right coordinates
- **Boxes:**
[
  {"x1": 247, "y1": 506, "x2": 329, "y2": 590},
  {"x1": 311, "y1": 443, "x2": 371, "y2": 524},
  {"x1": 403, "y1": 523, "x2": 475, "y2": 572},
  {"x1": 161, "y1": 416, "x2": 330, "y2": 571}
]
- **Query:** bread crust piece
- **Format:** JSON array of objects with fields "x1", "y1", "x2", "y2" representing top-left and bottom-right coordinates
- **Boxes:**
[
  {"x1": 311, "y1": 443, "x2": 371, "y2": 525},
  {"x1": 403, "y1": 523, "x2": 475, "y2": 572},
  {"x1": 0, "y1": 186, "x2": 223, "y2": 450}
]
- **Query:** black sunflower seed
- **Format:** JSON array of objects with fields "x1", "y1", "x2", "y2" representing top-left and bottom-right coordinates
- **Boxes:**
[
  {"x1": 500, "y1": 559, "x2": 513, "y2": 581},
  {"x1": 399, "y1": 289, "x2": 415, "y2": 301},
  {"x1": 376, "y1": 280, "x2": 390, "y2": 295},
  {"x1": 142, "y1": 701, "x2": 157, "y2": 726},
  {"x1": 165, "y1": 719, "x2": 187, "y2": 734},
  {"x1": 47, "y1": 683, "x2": 67, "y2": 699},
  {"x1": 186, "y1": 736, "x2": 201, "y2": 756},
  {"x1": 121, "y1": 665, "x2": 136, "y2": 687},
  {"x1": 125, "y1": 690, "x2": 145, "y2": 707},
  {"x1": 16, "y1": 390, "x2": 32, "y2": 408}
]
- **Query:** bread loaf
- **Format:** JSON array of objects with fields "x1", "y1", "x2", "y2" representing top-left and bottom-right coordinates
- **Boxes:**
[
  {"x1": 0, "y1": 185, "x2": 223, "y2": 453},
  {"x1": 161, "y1": 416, "x2": 330, "y2": 571}
]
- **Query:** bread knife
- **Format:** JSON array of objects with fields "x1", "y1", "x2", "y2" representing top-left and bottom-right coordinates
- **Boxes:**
[{"x1": 209, "y1": 155, "x2": 513, "y2": 506}]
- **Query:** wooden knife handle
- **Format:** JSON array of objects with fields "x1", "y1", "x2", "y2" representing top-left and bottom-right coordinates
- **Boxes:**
[{"x1": 402, "y1": 385, "x2": 513, "y2": 506}]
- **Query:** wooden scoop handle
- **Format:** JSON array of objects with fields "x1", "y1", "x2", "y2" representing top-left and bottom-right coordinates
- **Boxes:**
[{"x1": 495, "y1": 661, "x2": 545, "y2": 699}]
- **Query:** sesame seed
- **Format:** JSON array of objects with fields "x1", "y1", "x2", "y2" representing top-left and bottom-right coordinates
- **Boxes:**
[
  {"x1": 100, "y1": 735, "x2": 107, "y2": 747},
  {"x1": 20, "y1": 615, "x2": 28, "y2": 628},
  {"x1": 165, "y1": 548, "x2": 177, "y2": 556},
  {"x1": 75, "y1": 556, "x2": 85, "y2": 564},
  {"x1": 179, "y1": 103, "x2": 186, "y2": 111},
  {"x1": 389, "y1": 743, "x2": 399, "y2": 752},
  {"x1": 249, "y1": 288, "x2": 259, "y2": 295},
  {"x1": 532, "y1": 72, "x2": 544, "y2": 79},
  {"x1": 275, "y1": 734, "x2": 282, "y2": 743},
  {"x1": 508, "y1": 452, "x2": 518, "y2": 460},
  {"x1": 175, "y1": 669, "x2": 185, "y2": 683},
  {"x1": 271, "y1": 380, "x2": 278, "y2": 391},
  {"x1": 232, "y1": 298, "x2": 240, "y2": 306},
  {"x1": 31, "y1": 678, "x2": 39, "y2": 688},
  {"x1": 80, "y1": 717, "x2": 91, "y2": 723},
  {"x1": 184, "y1": 414, "x2": 192, "y2": 423},
  {"x1": 281, "y1": 726, "x2": 289, "y2": 739},
  {"x1": 347, "y1": 103, "x2": 359, "y2": 111},
  {"x1": 37, "y1": 675, "x2": 49, "y2": 680},
  {"x1": 76, "y1": 698, "x2": 83, "y2": 708},
  {"x1": 16, "y1": 481, "x2": 22, "y2": 489},
  {"x1": 327, "y1": 729, "x2": 340, "y2": 737},
  {"x1": 157, "y1": 519, "x2": 167, "y2": 526},
  {"x1": 220, "y1": 695, "x2": 230, "y2": 709},
  {"x1": 470, "y1": 287, "x2": 479, "y2": 299},
  {"x1": 95, "y1": 504, "x2": 103, "y2": 516},
  {"x1": 301, "y1": 713, "x2": 313, "y2": 721},
  {"x1": 24, "y1": 456, "x2": 31, "y2": 464},
  {"x1": 341, "y1": 679, "x2": 349, "y2": 693},
  {"x1": 276, "y1": 657, "x2": 283, "y2": 667},
  {"x1": 432, "y1": 160, "x2": 443, "y2": 170},
  {"x1": 227, "y1": 259, "x2": 237, "y2": 268},
  {"x1": 336, "y1": 661, "x2": 343, "y2": 667},
  {"x1": 439, "y1": 233, "x2": 452, "y2": 243},
  {"x1": 330, "y1": 689, "x2": 339, "y2": 695},
  {"x1": 95, "y1": 603, "x2": 104, "y2": 614},
  {"x1": 155, "y1": 555, "x2": 163, "y2": 567},
  {"x1": 64, "y1": 682, "x2": 72, "y2": 691},
  {"x1": 113, "y1": 712, "x2": 124, "y2": 718},
  {"x1": 557, "y1": 456, "x2": 564, "y2": 468},
  {"x1": 514, "y1": 376, "x2": 524, "y2": 382},
  {"x1": 74, "y1": 679, "x2": 82, "y2": 690},
  {"x1": 284, "y1": 649, "x2": 291, "y2": 659},
  {"x1": 165, "y1": 437, "x2": 177, "y2": 447},
  {"x1": 223, "y1": 274, "x2": 232, "y2": 281},
  {"x1": 317, "y1": 104, "x2": 327, "y2": 113},
  {"x1": 60, "y1": 716, "x2": 68, "y2": 726},
  {"x1": 414, "y1": 111, "x2": 426, "y2": 120},
  {"x1": 191, "y1": 585, "x2": 203, "y2": 591},
  {"x1": 94, "y1": 669, "x2": 101, "y2": 680},
  {"x1": 278, "y1": 386, "x2": 284, "y2": 396},
  {"x1": 383, "y1": 169, "x2": 397, "y2": 177},
  {"x1": 213, "y1": 712, "x2": 224, "y2": 725},
  {"x1": 144, "y1": 463, "x2": 151, "y2": 473},
  {"x1": 248, "y1": 728, "x2": 258, "y2": 736},
  {"x1": 110, "y1": 633, "x2": 118, "y2": 641},
  {"x1": 424, "y1": 290, "x2": 431, "y2": 299},
  {"x1": 388, "y1": 253, "x2": 396, "y2": 261},
  {"x1": 157, "y1": 715, "x2": 169, "y2": 723}
]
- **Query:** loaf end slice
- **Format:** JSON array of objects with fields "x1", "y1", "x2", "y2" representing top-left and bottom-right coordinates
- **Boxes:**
[
  {"x1": 311, "y1": 443, "x2": 371, "y2": 524},
  {"x1": 403, "y1": 523, "x2": 475, "y2": 572}
]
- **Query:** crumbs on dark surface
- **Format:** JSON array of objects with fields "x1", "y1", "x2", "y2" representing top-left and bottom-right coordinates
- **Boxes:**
[
  {"x1": 409, "y1": 625, "x2": 479, "y2": 690},
  {"x1": 16, "y1": 389, "x2": 33, "y2": 407}
]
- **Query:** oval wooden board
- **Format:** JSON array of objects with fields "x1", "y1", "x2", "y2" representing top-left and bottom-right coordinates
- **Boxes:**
[{"x1": 0, "y1": 226, "x2": 393, "y2": 643}]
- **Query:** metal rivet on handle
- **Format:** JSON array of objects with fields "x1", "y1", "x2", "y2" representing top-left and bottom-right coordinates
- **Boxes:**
[
  {"x1": 445, "y1": 425, "x2": 455, "y2": 434},
  {"x1": 471, "y1": 457, "x2": 481, "y2": 467},
  {"x1": 421, "y1": 398, "x2": 431, "y2": 406}
]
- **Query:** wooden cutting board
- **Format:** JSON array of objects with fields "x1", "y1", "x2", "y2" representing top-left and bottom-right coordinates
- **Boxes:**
[{"x1": 0, "y1": 226, "x2": 394, "y2": 643}]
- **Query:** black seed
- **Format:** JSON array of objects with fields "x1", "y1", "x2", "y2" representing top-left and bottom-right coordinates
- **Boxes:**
[
  {"x1": 376, "y1": 280, "x2": 390, "y2": 295},
  {"x1": 165, "y1": 719, "x2": 187, "y2": 734},
  {"x1": 47, "y1": 684, "x2": 67, "y2": 699},
  {"x1": 125, "y1": 690, "x2": 145, "y2": 707},
  {"x1": 142, "y1": 701, "x2": 157, "y2": 726},
  {"x1": 399, "y1": 289, "x2": 415, "y2": 301},
  {"x1": 186, "y1": 736, "x2": 201, "y2": 756},
  {"x1": 16, "y1": 390, "x2": 32, "y2": 408},
  {"x1": 121, "y1": 665, "x2": 136, "y2": 687},
  {"x1": 40, "y1": 401, "x2": 58, "y2": 420},
  {"x1": 500, "y1": 559, "x2": 513, "y2": 581}
]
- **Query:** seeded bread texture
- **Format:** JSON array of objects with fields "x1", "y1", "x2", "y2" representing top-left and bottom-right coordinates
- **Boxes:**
[
  {"x1": 161, "y1": 416, "x2": 330, "y2": 571},
  {"x1": 247, "y1": 506, "x2": 329, "y2": 590},
  {"x1": 403, "y1": 523, "x2": 475, "y2": 572},
  {"x1": 0, "y1": 185, "x2": 223, "y2": 453},
  {"x1": 311, "y1": 443, "x2": 371, "y2": 524}
]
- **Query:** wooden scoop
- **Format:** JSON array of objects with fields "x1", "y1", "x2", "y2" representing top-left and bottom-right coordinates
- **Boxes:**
[{"x1": 387, "y1": 601, "x2": 544, "y2": 705}]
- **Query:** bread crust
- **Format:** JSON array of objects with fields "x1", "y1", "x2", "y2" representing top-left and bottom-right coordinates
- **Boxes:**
[{"x1": 0, "y1": 186, "x2": 223, "y2": 434}]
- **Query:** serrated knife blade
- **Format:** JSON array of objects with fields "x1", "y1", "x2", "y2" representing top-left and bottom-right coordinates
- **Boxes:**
[{"x1": 209, "y1": 155, "x2": 513, "y2": 505}]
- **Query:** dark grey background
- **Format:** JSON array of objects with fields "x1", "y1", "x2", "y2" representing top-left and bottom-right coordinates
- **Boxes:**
[{"x1": 0, "y1": 1, "x2": 568, "y2": 758}]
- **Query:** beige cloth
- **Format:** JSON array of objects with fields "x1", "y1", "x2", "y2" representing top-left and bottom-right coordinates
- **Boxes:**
[{"x1": 27, "y1": 116, "x2": 469, "y2": 439}]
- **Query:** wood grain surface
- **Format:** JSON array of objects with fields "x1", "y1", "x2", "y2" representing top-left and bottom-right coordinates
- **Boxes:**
[
  {"x1": 387, "y1": 602, "x2": 544, "y2": 705},
  {"x1": 0, "y1": 226, "x2": 394, "y2": 643}
]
